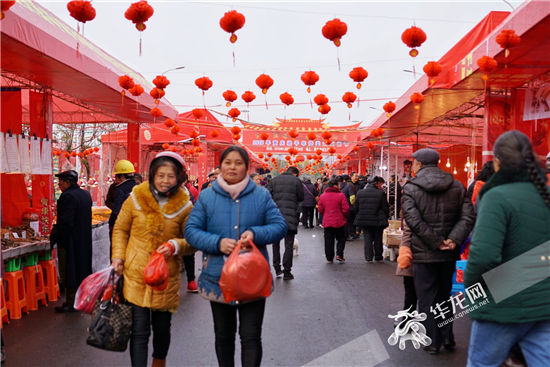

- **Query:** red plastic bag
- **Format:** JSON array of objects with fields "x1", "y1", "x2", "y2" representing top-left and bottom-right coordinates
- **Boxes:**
[
  {"x1": 144, "y1": 250, "x2": 169, "y2": 291},
  {"x1": 219, "y1": 239, "x2": 272, "y2": 302},
  {"x1": 74, "y1": 267, "x2": 115, "y2": 314}
]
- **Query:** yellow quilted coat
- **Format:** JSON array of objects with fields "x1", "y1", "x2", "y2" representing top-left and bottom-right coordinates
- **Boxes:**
[{"x1": 112, "y1": 182, "x2": 195, "y2": 312}]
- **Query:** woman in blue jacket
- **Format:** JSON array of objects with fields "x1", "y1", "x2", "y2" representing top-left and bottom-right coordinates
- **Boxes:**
[{"x1": 185, "y1": 146, "x2": 287, "y2": 367}]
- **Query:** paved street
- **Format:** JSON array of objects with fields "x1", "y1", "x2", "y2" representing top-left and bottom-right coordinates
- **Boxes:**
[{"x1": 2, "y1": 226, "x2": 470, "y2": 366}]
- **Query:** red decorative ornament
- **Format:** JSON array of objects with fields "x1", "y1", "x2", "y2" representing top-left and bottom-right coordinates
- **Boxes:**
[
  {"x1": 342, "y1": 92, "x2": 357, "y2": 108},
  {"x1": 93, "y1": 147, "x2": 99, "y2": 152},
  {"x1": 307, "y1": 132, "x2": 316, "y2": 141},
  {"x1": 129, "y1": 84, "x2": 144, "y2": 96},
  {"x1": 314, "y1": 94, "x2": 329, "y2": 106},
  {"x1": 164, "y1": 118, "x2": 175, "y2": 128},
  {"x1": 318, "y1": 104, "x2": 331, "y2": 115},
  {"x1": 150, "y1": 88, "x2": 165, "y2": 100},
  {"x1": 228, "y1": 108, "x2": 241, "y2": 121},
  {"x1": 255, "y1": 74, "x2": 274, "y2": 94},
  {"x1": 352, "y1": 146, "x2": 359, "y2": 152},
  {"x1": 410, "y1": 92, "x2": 424, "y2": 105},
  {"x1": 321, "y1": 131, "x2": 332, "y2": 140},
  {"x1": 118, "y1": 75, "x2": 135, "y2": 94},
  {"x1": 195, "y1": 77, "x2": 213, "y2": 92},
  {"x1": 210, "y1": 130, "x2": 220, "y2": 138},
  {"x1": 322, "y1": 18, "x2": 347, "y2": 47},
  {"x1": 267, "y1": 153, "x2": 272, "y2": 157},
  {"x1": 242, "y1": 91, "x2": 256, "y2": 103},
  {"x1": 67, "y1": 1, "x2": 96, "y2": 24},
  {"x1": 189, "y1": 129, "x2": 199, "y2": 139},
  {"x1": 423, "y1": 61, "x2": 442, "y2": 85},
  {"x1": 232, "y1": 134, "x2": 241, "y2": 141},
  {"x1": 367, "y1": 142, "x2": 374, "y2": 150},
  {"x1": 124, "y1": 1, "x2": 154, "y2": 31},
  {"x1": 301, "y1": 71, "x2": 320, "y2": 93},
  {"x1": 170, "y1": 125, "x2": 180, "y2": 135},
  {"x1": 192, "y1": 108, "x2": 204, "y2": 119},
  {"x1": 258, "y1": 153, "x2": 264, "y2": 159},
  {"x1": 152, "y1": 75, "x2": 170, "y2": 90},
  {"x1": 477, "y1": 56, "x2": 498, "y2": 81},
  {"x1": 260, "y1": 132, "x2": 269, "y2": 141},
  {"x1": 223, "y1": 90, "x2": 238, "y2": 107},
  {"x1": 337, "y1": 154, "x2": 342, "y2": 160},
  {"x1": 230, "y1": 126, "x2": 241, "y2": 135},
  {"x1": 285, "y1": 155, "x2": 291, "y2": 161},
  {"x1": 219, "y1": 10, "x2": 245, "y2": 44},
  {"x1": 288, "y1": 130, "x2": 299, "y2": 139},
  {"x1": 496, "y1": 29, "x2": 520, "y2": 58},
  {"x1": 316, "y1": 149, "x2": 323, "y2": 155},
  {"x1": 328, "y1": 147, "x2": 336, "y2": 155},
  {"x1": 150, "y1": 107, "x2": 163, "y2": 117},
  {"x1": 401, "y1": 26, "x2": 427, "y2": 57},
  {"x1": 191, "y1": 138, "x2": 201, "y2": 147},
  {"x1": 280, "y1": 92, "x2": 294, "y2": 106},
  {"x1": 383, "y1": 101, "x2": 396, "y2": 116},
  {"x1": 162, "y1": 143, "x2": 170, "y2": 150},
  {"x1": 349, "y1": 67, "x2": 368, "y2": 89}
]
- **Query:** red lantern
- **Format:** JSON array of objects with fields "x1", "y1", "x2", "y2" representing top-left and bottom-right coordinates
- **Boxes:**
[
  {"x1": 189, "y1": 129, "x2": 199, "y2": 138},
  {"x1": 70, "y1": 151, "x2": 77, "y2": 157},
  {"x1": 195, "y1": 77, "x2": 213, "y2": 92},
  {"x1": 423, "y1": 61, "x2": 442, "y2": 85},
  {"x1": 150, "y1": 88, "x2": 165, "y2": 100},
  {"x1": 328, "y1": 147, "x2": 336, "y2": 155},
  {"x1": 1, "y1": 0, "x2": 15, "y2": 20},
  {"x1": 219, "y1": 10, "x2": 245, "y2": 44},
  {"x1": 401, "y1": 26, "x2": 427, "y2": 57},
  {"x1": 316, "y1": 149, "x2": 323, "y2": 155},
  {"x1": 322, "y1": 18, "x2": 347, "y2": 47},
  {"x1": 496, "y1": 29, "x2": 520, "y2": 58},
  {"x1": 129, "y1": 84, "x2": 144, "y2": 96},
  {"x1": 307, "y1": 132, "x2": 316, "y2": 141},
  {"x1": 285, "y1": 155, "x2": 291, "y2": 161},
  {"x1": 367, "y1": 142, "x2": 374, "y2": 150},
  {"x1": 477, "y1": 56, "x2": 498, "y2": 80},
  {"x1": 232, "y1": 134, "x2": 241, "y2": 141},
  {"x1": 255, "y1": 74, "x2": 274, "y2": 94},
  {"x1": 410, "y1": 92, "x2": 424, "y2": 105},
  {"x1": 170, "y1": 125, "x2": 180, "y2": 135},
  {"x1": 288, "y1": 130, "x2": 299, "y2": 139},
  {"x1": 242, "y1": 91, "x2": 256, "y2": 103},
  {"x1": 352, "y1": 146, "x2": 359, "y2": 152},
  {"x1": 258, "y1": 153, "x2": 264, "y2": 159},
  {"x1": 383, "y1": 101, "x2": 396, "y2": 116},
  {"x1": 314, "y1": 94, "x2": 329, "y2": 106},
  {"x1": 191, "y1": 138, "x2": 201, "y2": 147},
  {"x1": 280, "y1": 92, "x2": 294, "y2": 106},
  {"x1": 164, "y1": 118, "x2": 175, "y2": 128},
  {"x1": 150, "y1": 107, "x2": 163, "y2": 117},
  {"x1": 93, "y1": 147, "x2": 99, "y2": 152},
  {"x1": 67, "y1": 1, "x2": 96, "y2": 24},
  {"x1": 210, "y1": 130, "x2": 220, "y2": 138},
  {"x1": 301, "y1": 71, "x2": 320, "y2": 93},
  {"x1": 153, "y1": 75, "x2": 170, "y2": 90},
  {"x1": 223, "y1": 90, "x2": 238, "y2": 107},
  {"x1": 321, "y1": 131, "x2": 332, "y2": 140},
  {"x1": 260, "y1": 132, "x2": 269, "y2": 141},
  {"x1": 342, "y1": 92, "x2": 357, "y2": 108},
  {"x1": 118, "y1": 75, "x2": 135, "y2": 96},
  {"x1": 318, "y1": 104, "x2": 331, "y2": 115},
  {"x1": 349, "y1": 67, "x2": 368, "y2": 89},
  {"x1": 230, "y1": 126, "x2": 241, "y2": 135},
  {"x1": 228, "y1": 108, "x2": 241, "y2": 121},
  {"x1": 192, "y1": 108, "x2": 204, "y2": 119},
  {"x1": 124, "y1": 1, "x2": 154, "y2": 31},
  {"x1": 267, "y1": 153, "x2": 272, "y2": 157},
  {"x1": 337, "y1": 155, "x2": 342, "y2": 160}
]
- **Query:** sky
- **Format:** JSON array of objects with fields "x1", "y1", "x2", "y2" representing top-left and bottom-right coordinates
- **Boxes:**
[{"x1": 38, "y1": 0, "x2": 522, "y2": 128}]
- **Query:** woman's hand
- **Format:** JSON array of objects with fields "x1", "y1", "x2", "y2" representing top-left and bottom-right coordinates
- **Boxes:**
[
  {"x1": 111, "y1": 258, "x2": 124, "y2": 275},
  {"x1": 157, "y1": 242, "x2": 175, "y2": 259},
  {"x1": 219, "y1": 238, "x2": 237, "y2": 255},
  {"x1": 240, "y1": 230, "x2": 254, "y2": 242}
]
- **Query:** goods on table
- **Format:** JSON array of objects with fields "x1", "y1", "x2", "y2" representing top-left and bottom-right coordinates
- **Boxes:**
[
  {"x1": 1, "y1": 224, "x2": 48, "y2": 250},
  {"x1": 92, "y1": 207, "x2": 112, "y2": 225}
]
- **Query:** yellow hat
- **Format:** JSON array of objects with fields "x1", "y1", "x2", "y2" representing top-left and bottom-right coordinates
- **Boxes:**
[{"x1": 113, "y1": 160, "x2": 135, "y2": 175}]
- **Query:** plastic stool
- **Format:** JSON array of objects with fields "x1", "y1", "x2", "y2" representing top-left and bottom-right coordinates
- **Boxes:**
[
  {"x1": 451, "y1": 260, "x2": 468, "y2": 295},
  {"x1": 39, "y1": 260, "x2": 60, "y2": 303},
  {"x1": 23, "y1": 264, "x2": 48, "y2": 311},
  {"x1": 1, "y1": 281, "x2": 9, "y2": 328},
  {"x1": 4, "y1": 270, "x2": 29, "y2": 320}
]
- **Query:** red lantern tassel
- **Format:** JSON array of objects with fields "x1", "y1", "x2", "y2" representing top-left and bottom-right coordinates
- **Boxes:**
[
  {"x1": 265, "y1": 95, "x2": 268, "y2": 110},
  {"x1": 336, "y1": 48, "x2": 341, "y2": 72},
  {"x1": 232, "y1": 48, "x2": 236, "y2": 68}
]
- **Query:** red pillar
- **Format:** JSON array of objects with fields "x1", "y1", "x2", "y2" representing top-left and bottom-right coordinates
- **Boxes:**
[
  {"x1": 127, "y1": 123, "x2": 141, "y2": 173},
  {"x1": 483, "y1": 93, "x2": 512, "y2": 164}
]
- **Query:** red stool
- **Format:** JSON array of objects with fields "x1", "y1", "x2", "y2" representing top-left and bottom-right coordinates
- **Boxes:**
[
  {"x1": 1, "y1": 281, "x2": 9, "y2": 328},
  {"x1": 39, "y1": 259, "x2": 60, "y2": 302},
  {"x1": 23, "y1": 265, "x2": 48, "y2": 311},
  {"x1": 4, "y1": 270, "x2": 29, "y2": 320}
]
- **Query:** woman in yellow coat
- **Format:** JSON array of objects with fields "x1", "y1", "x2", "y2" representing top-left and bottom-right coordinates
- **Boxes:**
[{"x1": 111, "y1": 151, "x2": 195, "y2": 367}]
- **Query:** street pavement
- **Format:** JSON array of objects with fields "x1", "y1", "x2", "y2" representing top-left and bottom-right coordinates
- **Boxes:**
[{"x1": 2, "y1": 225, "x2": 471, "y2": 366}]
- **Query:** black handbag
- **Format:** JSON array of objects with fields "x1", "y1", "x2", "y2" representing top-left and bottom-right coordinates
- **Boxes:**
[{"x1": 86, "y1": 271, "x2": 133, "y2": 352}]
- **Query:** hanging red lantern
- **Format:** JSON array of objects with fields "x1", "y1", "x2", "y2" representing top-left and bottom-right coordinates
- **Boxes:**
[
  {"x1": 150, "y1": 107, "x2": 163, "y2": 117},
  {"x1": 337, "y1": 154, "x2": 342, "y2": 160},
  {"x1": 189, "y1": 129, "x2": 199, "y2": 139},
  {"x1": 150, "y1": 88, "x2": 165, "y2": 100},
  {"x1": 349, "y1": 67, "x2": 368, "y2": 89},
  {"x1": 301, "y1": 71, "x2": 320, "y2": 93},
  {"x1": 67, "y1": 1, "x2": 96, "y2": 24},
  {"x1": 383, "y1": 101, "x2": 396, "y2": 116},
  {"x1": 477, "y1": 56, "x2": 498, "y2": 80},
  {"x1": 318, "y1": 104, "x2": 331, "y2": 115},
  {"x1": 423, "y1": 61, "x2": 442, "y2": 85},
  {"x1": 230, "y1": 126, "x2": 241, "y2": 135},
  {"x1": 170, "y1": 125, "x2": 180, "y2": 135},
  {"x1": 289, "y1": 130, "x2": 299, "y2": 139},
  {"x1": 316, "y1": 148, "x2": 323, "y2": 155},
  {"x1": 93, "y1": 147, "x2": 100, "y2": 152},
  {"x1": 367, "y1": 142, "x2": 374, "y2": 150},
  {"x1": 191, "y1": 138, "x2": 201, "y2": 147},
  {"x1": 258, "y1": 153, "x2": 264, "y2": 159},
  {"x1": 342, "y1": 92, "x2": 357, "y2": 108},
  {"x1": 260, "y1": 132, "x2": 269, "y2": 141},
  {"x1": 321, "y1": 131, "x2": 332, "y2": 140},
  {"x1": 219, "y1": 10, "x2": 245, "y2": 44},
  {"x1": 328, "y1": 147, "x2": 336, "y2": 155},
  {"x1": 153, "y1": 75, "x2": 170, "y2": 90},
  {"x1": 210, "y1": 130, "x2": 220, "y2": 138},
  {"x1": 352, "y1": 146, "x2": 359, "y2": 152},
  {"x1": 223, "y1": 90, "x2": 238, "y2": 107},
  {"x1": 129, "y1": 84, "x2": 144, "y2": 96},
  {"x1": 280, "y1": 92, "x2": 294, "y2": 106},
  {"x1": 267, "y1": 152, "x2": 272, "y2": 157},
  {"x1": 496, "y1": 29, "x2": 520, "y2": 58},
  {"x1": 255, "y1": 74, "x2": 274, "y2": 94},
  {"x1": 125, "y1": 1, "x2": 154, "y2": 31},
  {"x1": 322, "y1": 18, "x2": 347, "y2": 47},
  {"x1": 228, "y1": 108, "x2": 241, "y2": 121},
  {"x1": 314, "y1": 94, "x2": 329, "y2": 106},
  {"x1": 285, "y1": 155, "x2": 291, "y2": 161},
  {"x1": 1, "y1": 0, "x2": 15, "y2": 20},
  {"x1": 307, "y1": 132, "x2": 316, "y2": 141},
  {"x1": 164, "y1": 118, "x2": 175, "y2": 128},
  {"x1": 401, "y1": 26, "x2": 427, "y2": 57},
  {"x1": 195, "y1": 77, "x2": 213, "y2": 92},
  {"x1": 242, "y1": 91, "x2": 256, "y2": 103},
  {"x1": 410, "y1": 92, "x2": 424, "y2": 106},
  {"x1": 232, "y1": 134, "x2": 241, "y2": 141},
  {"x1": 192, "y1": 108, "x2": 204, "y2": 119},
  {"x1": 118, "y1": 75, "x2": 135, "y2": 97}
]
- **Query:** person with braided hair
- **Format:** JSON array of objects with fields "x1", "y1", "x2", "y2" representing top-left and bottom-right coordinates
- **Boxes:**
[{"x1": 465, "y1": 130, "x2": 550, "y2": 367}]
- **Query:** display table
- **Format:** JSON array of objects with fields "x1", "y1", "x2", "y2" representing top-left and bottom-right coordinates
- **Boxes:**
[
  {"x1": 383, "y1": 229, "x2": 402, "y2": 261},
  {"x1": 92, "y1": 221, "x2": 110, "y2": 273},
  {"x1": 2, "y1": 240, "x2": 49, "y2": 261}
]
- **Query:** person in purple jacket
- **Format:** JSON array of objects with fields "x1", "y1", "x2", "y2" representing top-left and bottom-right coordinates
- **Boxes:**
[{"x1": 317, "y1": 178, "x2": 350, "y2": 263}]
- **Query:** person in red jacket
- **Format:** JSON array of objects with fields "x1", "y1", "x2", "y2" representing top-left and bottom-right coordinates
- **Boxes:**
[{"x1": 318, "y1": 178, "x2": 350, "y2": 263}]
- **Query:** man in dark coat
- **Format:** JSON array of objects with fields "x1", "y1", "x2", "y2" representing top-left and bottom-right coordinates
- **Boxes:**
[
  {"x1": 300, "y1": 175, "x2": 318, "y2": 229},
  {"x1": 340, "y1": 174, "x2": 359, "y2": 240},
  {"x1": 402, "y1": 148, "x2": 474, "y2": 354},
  {"x1": 268, "y1": 166, "x2": 304, "y2": 280},
  {"x1": 51, "y1": 170, "x2": 93, "y2": 312},
  {"x1": 354, "y1": 176, "x2": 389, "y2": 262},
  {"x1": 108, "y1": 161, "x2": 137, "y2": 243}
]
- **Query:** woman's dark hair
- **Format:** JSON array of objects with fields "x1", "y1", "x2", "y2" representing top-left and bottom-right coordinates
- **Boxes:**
[
  {"x1": 494, "y1": 130, "x2": 550, "y2": 208},
  {"x1": 475, "y1": 161, "x2": 495, "y2": 182},
  {"x1": 328, "y1": 178, "x2": 340, "y2": 187},
  {"x1": 220, "y1": 146, "x2": 249, "y2": 169},
  {"x1": 148, "y1": 156, "x2": 187, "y2": 197}
]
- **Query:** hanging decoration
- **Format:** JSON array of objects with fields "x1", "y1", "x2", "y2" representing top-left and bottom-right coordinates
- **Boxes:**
[
  {"x1": 301, "y1": 71, "x2": 320, "y2": 93},
  {"x1": 195, "y1": 76, "x2": 213, "y2": 107},
  {"x1": 210, "y1": 130, "x2": 219, "y2": 138},
  {"x1": 192, "y1": 108, "x2": 204, "y2": 120},
  {"x1": 170, "y1": 125, "x2": 180, "y2": 135},
  {"x1": 149, "y1": 88, "x2": 165, "y2": 104},
  {"x1": 314, "y1": 94, "x2": 328, "y2": 106},
  {"x1": 1, "y1": 0, "x2": 15, "y2": 20},
  {"x1": 423, "y1": 61, "x2": 442, "y2": 86},
  {"x1": 219, "y1": 10, "x2": 245, "y2": 65},
  {"x1": 230, "y1": 126, "x2": 241, "y2": 135},
  {"x1": 241, "y1": 90, "x2": 256, "y2": 120},
  {"x1": 164, "y1": 118, "x2": 176, "y2": 128},
  {"x1": 370, "y1": 128, "x2": 384, "y2": 139},
  {"x1": 307, "y1": 132, "x2": 316, "y2": 141},
  {"x1": 349, "y1": 67, "x2": 368, "y2": 89},
  {"x1": 150, "y1": 107, "x2": 163, "y2": 117},
  {"x1": 260, "y1": 132, "x2": 269, "y2": 141},
  {"x1": 124, "y1": 1, "x2": 154, "y2": 56},
  {"x1": 318, "y1": 104, "x2": 331, "y2": 115},
  {"x1": 223, "y1": 90, "x2": 238, "y2": 107},
  {"x1": 153, "y1": 75, "x2": 170, "y2": 90},
  {"x1": 67, "y1": 1, "x2": 96, "y2": 37},
  {"x1": 322, "y1": 18, "x2": 347, "y2": 70},
  {"x1": 129, "y1": 84, "x2": 144, "y2": 96},
  {"x1": 401, "y1": 26, "x2": 427, "y2": 58},
  {"x1": 118, "y1": 75, "x2": 135, "y2": 103},
  {"x1": 228, "y1": 108, "x2": 241, "y2": 122},
  {"x1": 280, "y1": 92, "x2": 294, "y2": 106},
  {"x1": 342, "y1": 92, "x2": 357, "y2": 108},
  {"x1": 410, "y1": 92, "x2": 424, "y2": 109},
  {"x1": 496, "y1": 29, "x2": 520, "y2": 58},
  {"x1": 288, "y1": 130, "x2": 299, "y2": 139},
  {"x1": 383, "y1": 101, "x2": 396, "y2": 117},
  {"x1": 477, "y1": 56, "x2": 498, "y2": 81},
  {"x1": 256, "y1": 74, "x2": 274, "y2": 109}
]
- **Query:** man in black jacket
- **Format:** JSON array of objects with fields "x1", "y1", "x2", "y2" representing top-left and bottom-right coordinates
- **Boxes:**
[
  {"x1": 108, "y1": 160, "x2": 137, "y2": 245},
  {"x1": 50, "y1": 170, "x2": 93, "y2": 312},
  {"x1": 268, "y1": 166, "x2": 304, "y2": 280},
  {"x1": 402, "y1": 148, "x2": 474, "y2": 354}
]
